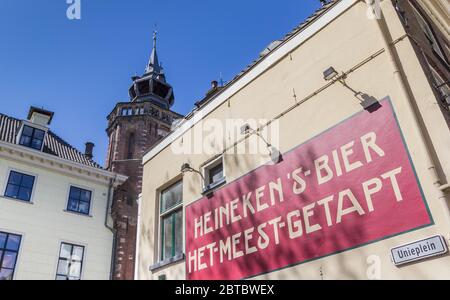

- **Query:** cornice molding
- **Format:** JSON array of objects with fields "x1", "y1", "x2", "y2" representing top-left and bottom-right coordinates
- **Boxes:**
[{"x1": 0, "y1": 141, "x2": 127, "y2": 186}]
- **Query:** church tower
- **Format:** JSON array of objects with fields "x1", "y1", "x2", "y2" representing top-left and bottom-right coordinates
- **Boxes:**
[{"x1": 105, "y1": 32, "x2": 182, "y2": 280}]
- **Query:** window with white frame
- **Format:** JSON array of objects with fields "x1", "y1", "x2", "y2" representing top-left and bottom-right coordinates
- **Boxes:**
[
  {"x1": 159, "y1": 180, "x2": 183, "y2": 261},
  {"x1": 67, "y1": 186, "x2": 92, "y2": 215},
  {"x1": 203, "y1": 156, "x2": 225, "y2": 191},
  {"x1": 4, "y1": 170, "x2": 35, "y2": 202},
  {"x1": 0, "y1": 232, "x2": 22, "y2": 280},
  {"x1": 18, "y1": 125, "x2": 45, "y2": 151},
  {"x1": 55, "y1": 242, "x2": 85, "y2": 280}
]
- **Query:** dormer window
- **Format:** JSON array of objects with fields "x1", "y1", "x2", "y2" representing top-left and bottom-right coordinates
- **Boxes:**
[
  {"x1": 19, "y1": 125, "x2": 45, "y2": 151},
  {"x1": 18, "y1": 106, "x2": 53, "y2": 151}
]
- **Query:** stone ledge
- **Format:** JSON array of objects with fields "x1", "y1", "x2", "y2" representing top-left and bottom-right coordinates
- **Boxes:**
[{"x1": 149, "y1": 253, "x2": 185, "y2": 272}]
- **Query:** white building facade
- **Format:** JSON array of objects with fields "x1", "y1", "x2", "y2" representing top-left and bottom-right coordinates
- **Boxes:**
[{"x1": 0, "y1": 107, "x2": 127, "y2": 280}]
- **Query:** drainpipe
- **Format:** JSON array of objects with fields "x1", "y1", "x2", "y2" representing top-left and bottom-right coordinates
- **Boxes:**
[
  {"x1": 134, "y1": 193, "x2": 142, "y2": 280},
  {"x1": 366, "y1": 0, "x2": 450, "y2": 219},
  {"x1": 105, "y1": 176, "x2": 118, "y2": 280}
]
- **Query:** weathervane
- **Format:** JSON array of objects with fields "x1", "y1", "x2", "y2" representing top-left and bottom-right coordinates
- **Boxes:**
[{"x1": 153, "y1": 24, "x2": 158, "y2": 47}]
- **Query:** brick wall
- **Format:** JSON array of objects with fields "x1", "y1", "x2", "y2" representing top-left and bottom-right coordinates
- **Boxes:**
[{"x1": 106, "y1": 103, "x2": 176, "y2": 280}]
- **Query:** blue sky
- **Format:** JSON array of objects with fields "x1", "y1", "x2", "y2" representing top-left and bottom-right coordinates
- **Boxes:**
[{"x1": 0, "y1": 0, "x2": 321, "y2": 166}]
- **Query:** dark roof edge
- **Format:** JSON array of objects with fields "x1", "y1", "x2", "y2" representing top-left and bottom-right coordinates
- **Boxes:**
[{"x1": 27, "y1": 106, "x2": 55, "y2": 124}]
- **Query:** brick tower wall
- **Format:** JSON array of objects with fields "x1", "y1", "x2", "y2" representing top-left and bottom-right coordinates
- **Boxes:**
[{"x1": 106, "y1": 105, "x2": 176, "y2": 280}]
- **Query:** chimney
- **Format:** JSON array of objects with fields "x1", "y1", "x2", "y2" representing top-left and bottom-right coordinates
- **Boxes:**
[
  {"x1": 85, "y1": 142, "x2": 95, "y2": 160},
  {"x1": 27, "y1": 106, "x2": 54, "y2": 127}
]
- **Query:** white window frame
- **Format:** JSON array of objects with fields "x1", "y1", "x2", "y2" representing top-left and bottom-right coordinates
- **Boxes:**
[
  {"x1": 202, "y1": 155, "x2": 226, "y2": 192},
  {"x1": 2, "y1": 168, "x2": 38, "y2": 204},
  {"x1": 0, "y1": 228, "x2": 25, "y2": 280},
  {"x1": 16, "y1": 121, "x2": 48, "y2": 152},
  {"x1": 64, "y1": 184, "x2": 95, "y2": 217},
  {"x1": 54, "y1": 240, "x2": 87, "y2": 280},
  {"x1": 157, "y1": 180, "x2": 184, "y2": 263}
]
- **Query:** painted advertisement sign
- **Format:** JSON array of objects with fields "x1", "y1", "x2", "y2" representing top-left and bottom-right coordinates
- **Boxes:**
[{"x1": 185, "y1": 98, "x2": 432, "y2": 280}]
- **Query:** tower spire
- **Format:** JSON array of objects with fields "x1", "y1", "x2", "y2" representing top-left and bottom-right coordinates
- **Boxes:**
[
  {"x1": 129, "y1": 27, "x2": 174, "y2": 107},
  {"x1": 145, "y1": 27, "x2": 163, "y2": 76}
]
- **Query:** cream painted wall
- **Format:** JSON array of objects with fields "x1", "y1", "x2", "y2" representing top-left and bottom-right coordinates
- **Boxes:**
[
  {"x1": 0, "y1": 156, "x2": 114, "y2": 280},
  {"x1": 138, "y1": 0, "x2": 450, "y2": 280}
]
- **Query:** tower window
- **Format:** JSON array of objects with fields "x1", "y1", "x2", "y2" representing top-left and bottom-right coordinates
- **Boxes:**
[
  {"x1": 153, "y1": 81, "x2": 170, "y2": 99},
  {"x1": 127, "y1": 133, "x2": 135, "y2": 159},
  {"x1": 19, "y1": 125, "x2": 45, "y2": 150},
  {"x1": 121, "y1": 108, "x2": 133, "y2": 116},
  {"x1": 138, "y1": 81, "x2": 150, "y2": 95},
  {"x1": 107, "y1": 132, "x2": 116, "y2": 168},
  {"x1": 126, "y1": 195, "x2": 135, "y2": 206}
]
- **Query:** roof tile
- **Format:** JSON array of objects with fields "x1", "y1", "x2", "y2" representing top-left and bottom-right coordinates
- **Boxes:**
[{"x1": 0, "y1": 113, "x2": 103, "y2": 169}]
